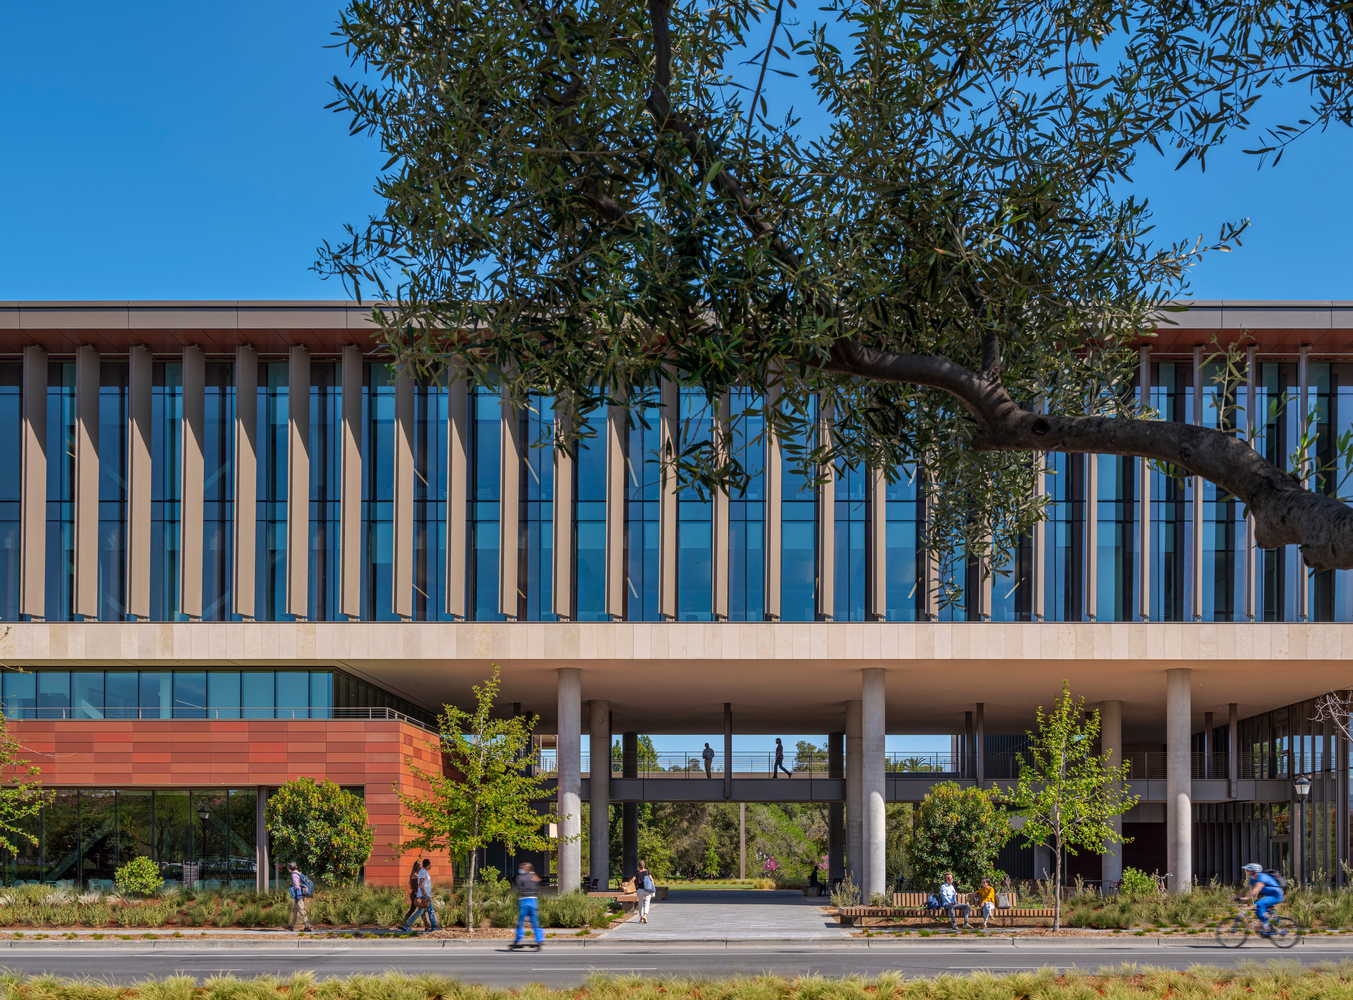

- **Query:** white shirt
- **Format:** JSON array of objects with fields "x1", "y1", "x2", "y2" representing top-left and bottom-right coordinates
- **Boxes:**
[{"x1": 939, "y1": 883, "x2": 957, "y2": 904}]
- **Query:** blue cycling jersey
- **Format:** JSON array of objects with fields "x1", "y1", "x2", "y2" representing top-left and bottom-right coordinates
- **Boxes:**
[{"x1": 1250, "y1": 872, "x2": 1284, "y2": 899}]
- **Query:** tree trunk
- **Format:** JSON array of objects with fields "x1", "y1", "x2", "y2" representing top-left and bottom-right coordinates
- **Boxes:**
[
  {"x1": 1053, "y1": 837, "x2": 1062, "y2": 933},
  {"x1": 467, "y1": 839, "x2": 477, "y2": 936}
]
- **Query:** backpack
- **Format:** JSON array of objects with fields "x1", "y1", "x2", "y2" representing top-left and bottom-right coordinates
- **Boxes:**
[
  {"x1": 299, "y1": 872, "x2": 315, "y2": 898},
  {"x1": 1262, "y1": 869, "x2": 1290, "y2": 891},
  {"x1": 926, "y1": 893, "x2": 941, "y2": 909}
]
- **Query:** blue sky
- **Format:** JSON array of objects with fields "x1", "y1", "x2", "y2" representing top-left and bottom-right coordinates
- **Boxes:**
[{"x1": 3, "y1": 3, "x2": 1352, "y2": 303}]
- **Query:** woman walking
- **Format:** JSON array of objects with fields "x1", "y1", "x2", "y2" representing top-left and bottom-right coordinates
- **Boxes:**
[
  {"x1": 635, "y1": 859, "x2": 655, "y2": 924},
  {"x1": 400, "y1": 859, "x2": 430, "y2": 930}
]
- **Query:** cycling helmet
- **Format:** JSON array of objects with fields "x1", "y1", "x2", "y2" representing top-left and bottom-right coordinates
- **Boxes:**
[{"x1": 1242, "y1": 863, "x2": 1264, "y2": 873}]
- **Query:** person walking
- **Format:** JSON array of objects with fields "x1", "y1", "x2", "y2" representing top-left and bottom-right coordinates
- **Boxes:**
[
  {"x1": 635, "y1": 859, "x2": 656, "y2": 923},
  {"x1": 702, "y1": 743, "x2": 715, "y2": 778},
  {"x1": 401, "y1": 858, "x2": 439, "y2": 933},
  {"x1": 286, "y1": 861, "x2": 313, "y2": 932},
  {"x1": 772, "y1": 738, "x2": 793, "y2": 778},
  {"x1": 399, "y1": 859, "x2": 431, "y2": 930},
  {"x1": 512, "y1": 861, "x2": 544, "y2": 949}
]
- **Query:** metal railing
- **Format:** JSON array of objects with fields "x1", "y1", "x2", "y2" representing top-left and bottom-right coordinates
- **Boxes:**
[
  {"x1": 533, "y1": 749, "x2": 967, "y2": 778},
  {"x1": 5, "y1": 705, "x2": 437, "y2": 731}
]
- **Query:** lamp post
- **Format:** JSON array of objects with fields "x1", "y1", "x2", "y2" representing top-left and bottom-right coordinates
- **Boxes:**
[{"x1": 1293, "y1": 774, "x2": 1311, "y2": 885}]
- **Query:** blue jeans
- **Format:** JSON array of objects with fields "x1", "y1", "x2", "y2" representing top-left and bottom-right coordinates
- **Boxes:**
[
  {"x1": 516, "y1": 896, "x2": 543, "y2": 944},
  {"x1": 1255, "y1": 895, "x2": 1280, "y2": 929},
  {"x1": 403, "y1": 903, "x2": 438, "y2": 932}
]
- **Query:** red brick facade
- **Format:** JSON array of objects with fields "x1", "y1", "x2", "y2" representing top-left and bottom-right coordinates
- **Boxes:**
[{"x1": 11, "y1": 718, "x2": 454, "y2": 887}]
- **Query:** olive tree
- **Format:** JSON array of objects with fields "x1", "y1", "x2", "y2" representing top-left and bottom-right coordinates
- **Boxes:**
[{"x1": 319, "y1": 0, "x2": 1353, "y2": 592}]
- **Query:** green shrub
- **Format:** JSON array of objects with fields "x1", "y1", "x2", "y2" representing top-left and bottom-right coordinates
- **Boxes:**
[
  {"x1": 539, "y1": 891, "x2": 608, "y2": 928},
  {"x1": 114, "y1": 857, "x2": 165, "y2": 898},
  {"x1": 238, "y1": 904, "x2": 264, "y2": 927},
  {"x1": 1116, "y1": 867, "x2": 1158, "y2": 899},
  {"x1": 264, "y1": 777, "x2": 374, "y2": 886}
]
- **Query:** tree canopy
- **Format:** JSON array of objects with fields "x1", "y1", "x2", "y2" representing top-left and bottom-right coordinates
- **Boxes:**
[{"x1": 320, "y1": 0, "x2": 1353, "y2": 587}]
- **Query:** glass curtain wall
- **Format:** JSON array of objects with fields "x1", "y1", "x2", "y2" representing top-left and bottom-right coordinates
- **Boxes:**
[
  {"x1": 414, "y1": 381, "x2": 449, "y2": 621},
  {"x1": 256, "y1": 362, "x2": 290, "y2": 621},
  {"x1": 1198, "y1": 360, "x2": 1245, "y2": 622},
  {"x1": 1040, "y1": 452, "x2": 1083, "y2": 622},
  {"x1": 1147, "y1": 361, "x2": 1186, "y2": 621},
  {"x1": 1258, "y1": 362, "x2": 1296, "y2": 621},
  {"x1": 781, "y1": 396, "x2": 817, "y2": 621},
  {"x1": 0, "y1": 364, "x2": 20, "y2": 620},
  {"x1": 884, "y1": 467, "x2": 920, "y2": 621},
  {"x1": 625, "y1": 399, "x2": 662, "y2": 620},
  {"x1": 364, "y1": 364, "x2": 395, "y2": 620},
  {"x1": 676, "y1": 390, "x2": 713, "y2": 621},
  {"x1": 44, "y1": 362, "x2": 76, "y2": 621},
  {"x1": 575, "y1": 405, "x2": 607, "y2": 621},
  {"x1": 470, "y1": 386, "x2": 503, "y2": 621},
  {"x1": 834, "y1": 462, "x2": 867, "y2": 621},
  {"x1": 202, "y1": 362, "x2": 235, "y2": 620},
  {"x1": 520, "y1": 394, "x2": 555, "y2": 621},
  {"x1": 150, "y1": 362, "x2": 183, "y2": 621},
  {"x1": 308, "y1": 362, "x2": 341, "y2": 621},
  {"x1": 728, "y1": 389, "x2": 765, "y2": 621}
]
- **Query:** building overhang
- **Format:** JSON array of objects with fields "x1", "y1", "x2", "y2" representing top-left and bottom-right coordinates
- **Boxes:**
[{"x1": 3, "y1": 620, "x2": 1347, "y2": 741}]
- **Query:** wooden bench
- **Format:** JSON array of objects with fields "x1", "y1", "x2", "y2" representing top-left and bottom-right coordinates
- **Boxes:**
[{"x1": 836, "y1": 892, "x2": 1056, "y2": 928}]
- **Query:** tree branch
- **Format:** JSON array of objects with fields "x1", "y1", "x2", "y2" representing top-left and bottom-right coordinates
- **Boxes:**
[{"x1": 825, "y1": 339, "x2": 1353, "y2": 572}]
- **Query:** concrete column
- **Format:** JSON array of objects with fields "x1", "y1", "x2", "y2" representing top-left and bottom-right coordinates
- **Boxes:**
[
  {"x1": 622, "y1": 732, "x2": 638, "y2": 879},
  {"x1": 1101, "y1": 700, "x2": 1123, "y2": 888},
  {"x1": 723, "y1": 703, "x2": 733, "y2": 799},
  {"x1": 180, "y1": 346, "x2": 206, "y2": 620},
  {"x1": 20, "y1": 346, "x2": 47, "y2": 620},
  {"x1": 256, "y1": 786, "x2": 269, "y2": 892},
  {"x1": 125, "y1": 345, "x2": 153, "y2": 620},
  {"x1": 73, "y1": 345, "x2": 99, "y2": 620},
  {"x1": 862, "y1": 668, "x2": 887, "y2": 900},
  {"x1": 845, "y1": 700, "x2": 863, "y2": 885},
  {"x1": 828, "y1": 732, "x2": 844, "y2": 883},
  {"x1": 233, "y1": 346, "x2": 258, "y2": 620},
  {"x1": 286, "y1": 345, "x2": 310, "y2": 620},
  {"x1": 557, "y1": 668, "x2": 582, "y2": 893},
  {"x1": 1167, "y1": 667, "x2": 1193, "y2": 892},
  {"x1": 588, "y1": 699, "x2": 610, "y2": 886}
]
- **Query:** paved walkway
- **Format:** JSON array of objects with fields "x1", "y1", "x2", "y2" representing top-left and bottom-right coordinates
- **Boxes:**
[{"x1": 598, "y1": 889, "x2": 852, "y2": 940}]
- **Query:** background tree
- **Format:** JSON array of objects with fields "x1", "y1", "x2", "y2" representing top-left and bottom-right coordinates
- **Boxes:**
[
  {"x1": 1003, "y1": 682, "x2": 1138, "y2": 930},
  {"x1": 265, "y1": 777, "x2": 374, "y2": 886},
  {"x1": 323, "y1": 0, "x2": 1353, "y2": 595},
  {"x1": 611, "y1": 734, "x2": 660, "y2": 771},
  {"x1": 399, "y1": 665, "x2": 559, "y2": 934},
  {"x1": 0, "y1": 711, "x2": 45, "y2": 859},
  {"x1": 907, "y1": 782, "x2": 1010, "y2": 891}
]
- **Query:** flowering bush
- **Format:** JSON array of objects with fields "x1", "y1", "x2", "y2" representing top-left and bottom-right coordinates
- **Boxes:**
[
  {"x1": 818, "y1": 855, "x2": 828, "y2": 872},
  {"x1": 761, "y1": 856, "x2": 781, "y2": 875}
]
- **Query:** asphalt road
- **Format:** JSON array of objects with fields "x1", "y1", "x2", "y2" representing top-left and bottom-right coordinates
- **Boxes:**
[{"x1": 2, "y1": 939, "x2": 1348, "y2": 988}]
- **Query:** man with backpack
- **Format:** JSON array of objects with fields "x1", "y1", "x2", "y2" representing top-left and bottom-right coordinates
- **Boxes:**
[
  {"x1": 1239, "y1": 862, "x2": 1286, "y2": 934},
  {"x1": 511, "y1": 861, "x2": 544, "y2": 950},
  {"x1": 286, "y1": 861, "x2": 314, "y2": 932}
]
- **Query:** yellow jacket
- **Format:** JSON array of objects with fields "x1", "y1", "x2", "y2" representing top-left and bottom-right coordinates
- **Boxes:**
[{"x1": 977, "y1": 885, "x2": 996, "y2": 905}]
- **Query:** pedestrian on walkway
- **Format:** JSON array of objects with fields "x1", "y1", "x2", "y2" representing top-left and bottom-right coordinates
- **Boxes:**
[
  {"x1": 513, "y1": 861, "x2": 544, "y2": 948},
  {"x1": 702, "y1": 743, "x2": 715, "y2": 778},
  {"x1": 286, "y1": 861, "x2": 313, "y2": 932},
  {"x1": 772, "y1": 738, "x2": 793, "y2": 778},
  {"x1": 635, "y1": 859, "x2": 655, "y2": 923},
  {"x1": 401, "y1": 859, "x2": 439, "y2": 933},
  {"x1": 400, "y1": 859, "x2": 432, "y2": 930}
]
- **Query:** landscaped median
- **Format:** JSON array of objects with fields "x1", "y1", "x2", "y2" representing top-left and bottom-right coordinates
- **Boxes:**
[
  {"x1": 836, "y1": 883, "x2": 1353, "y2": 934},
  {"x1": 8, "y1": 966, "x2": 1353, "y2": 999},
  {"x1": 0, "y1": 884, "x2": 620, "y2": 935}
]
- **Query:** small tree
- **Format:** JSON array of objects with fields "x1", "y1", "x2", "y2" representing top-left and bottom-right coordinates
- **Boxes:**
[
  {"x1": 115, "y1": 855, "x2": 165, "y2": 897},
  {"x1": 398, "y1": 664, "x2": 559, "y2": 935},
  {"x1": 907, "y1": 782, "x2": 1010, "y2": 890},
  {"x1": 265, "y1": 777, "x2": 374, "y2": 886},
  {"x1": 1003, "y1": 682, "x2": 1138, "y2": 930},
  {"x1": 0, "y1": 709, "x2": 45, "y2": 859}
]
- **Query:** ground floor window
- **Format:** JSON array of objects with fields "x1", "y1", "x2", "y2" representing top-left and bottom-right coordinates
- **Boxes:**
[{"x1": 1, "y1": 788, "x2": 259, "y2": 890}]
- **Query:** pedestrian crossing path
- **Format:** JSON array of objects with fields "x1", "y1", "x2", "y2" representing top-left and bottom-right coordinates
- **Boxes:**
[{"x1": 597, "y1": 889, "x2": 853, "y2": 940}]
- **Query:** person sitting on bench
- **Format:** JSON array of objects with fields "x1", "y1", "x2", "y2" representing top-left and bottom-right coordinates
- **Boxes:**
[{"x1": 938, "y1": 872, "x2": 970, "y2": 928}]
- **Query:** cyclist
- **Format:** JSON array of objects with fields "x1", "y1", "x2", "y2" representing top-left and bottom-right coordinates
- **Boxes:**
[{"x1": 1239, "y1": 862, "x2": 1284, "y2": 934}]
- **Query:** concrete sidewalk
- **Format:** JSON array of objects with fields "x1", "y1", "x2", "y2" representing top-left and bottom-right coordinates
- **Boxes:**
[{"x1": 598, "y1": 889, "x2": 853, "y2": 941}]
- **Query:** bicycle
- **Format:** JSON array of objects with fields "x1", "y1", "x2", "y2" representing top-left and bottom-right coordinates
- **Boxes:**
[{"x1": 1214, "y1": 902, "x2": 1301, "y2": 948}]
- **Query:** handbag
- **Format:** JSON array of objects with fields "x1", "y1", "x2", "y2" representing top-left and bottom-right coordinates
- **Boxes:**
[{"x1": 995, "y1": 892, "x2": 1012, "y2": 909}]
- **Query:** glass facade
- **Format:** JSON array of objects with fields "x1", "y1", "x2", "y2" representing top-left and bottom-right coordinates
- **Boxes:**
[{"x1": 7, "y1": 352, "x2": 1353, "y2": 625}]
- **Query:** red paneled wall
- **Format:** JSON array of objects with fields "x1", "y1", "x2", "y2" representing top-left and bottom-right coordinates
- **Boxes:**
[{"x1": 11, "y1": 718, "x2": 454, "y2": 887}]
